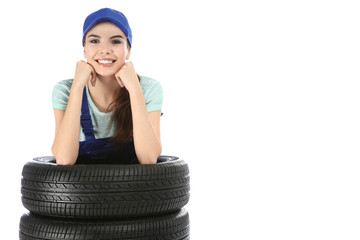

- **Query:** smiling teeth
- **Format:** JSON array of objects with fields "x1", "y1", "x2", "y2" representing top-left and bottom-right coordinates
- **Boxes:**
[{"x1": 98, "y1": 60, "x2": 114, "y2": 64}]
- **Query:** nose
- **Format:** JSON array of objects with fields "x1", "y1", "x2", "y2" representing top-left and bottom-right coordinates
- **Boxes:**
[{"x1": 99, "y1": 43, "x2": 112, "y2": 55}]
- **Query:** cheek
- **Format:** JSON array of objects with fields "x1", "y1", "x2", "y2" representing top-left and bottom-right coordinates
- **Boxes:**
[
  {"x1": 114, "y1": 46, "x2": 128, "y2": 58},
  {"x1": 83, "y1": 48, "x2": 90, "y2": 60},
  {"x1": 84, "y1": 46, "x2": 97, "y2": 59}
]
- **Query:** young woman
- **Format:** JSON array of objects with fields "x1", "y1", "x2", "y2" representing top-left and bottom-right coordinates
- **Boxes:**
[{"x1": 51, "y1": 8, "x2": 162, "y2": 165}]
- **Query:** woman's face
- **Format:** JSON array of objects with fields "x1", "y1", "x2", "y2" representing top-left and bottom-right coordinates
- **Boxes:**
[{"x1": 84, "y1": 22, "x2": 130, "y2": 77}]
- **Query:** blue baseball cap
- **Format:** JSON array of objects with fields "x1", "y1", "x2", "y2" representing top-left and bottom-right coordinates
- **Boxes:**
[{"x1": 82, "y1": 8, "x2": 132, "y2": 47}]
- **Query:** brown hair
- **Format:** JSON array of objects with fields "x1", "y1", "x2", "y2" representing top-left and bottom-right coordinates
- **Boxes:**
[
  {"x1": 109, "y1": 74, "x2": 140, "y2": 147},
  {"x1": 110, "y1": 39, "x2": 137, "y2": 148}
]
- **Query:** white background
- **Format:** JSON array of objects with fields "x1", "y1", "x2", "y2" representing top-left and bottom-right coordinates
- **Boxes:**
[{"x1": 1, "y1": 0, "x2": 360, "y2": 239}]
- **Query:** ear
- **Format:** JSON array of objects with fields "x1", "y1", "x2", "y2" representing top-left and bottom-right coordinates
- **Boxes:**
[
  {"x1": 83, "y1": 47, "x2": 86, "y2": 59},
  {"x1": 126, "y1": 47, "x2": 131, "y2": 60}
]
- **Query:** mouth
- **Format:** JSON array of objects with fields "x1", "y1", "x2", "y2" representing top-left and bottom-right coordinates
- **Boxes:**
[{"x1": 96, "y1": 59, "x2": 116, "y2": 67}]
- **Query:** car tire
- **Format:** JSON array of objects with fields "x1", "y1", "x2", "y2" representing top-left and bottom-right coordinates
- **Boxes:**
[
  {"x1": 19, "y1": 208, "x2": 190, "y2": 240},
  {"x1": 21, "y1": 156, "x2": 190, "y2": 218}
]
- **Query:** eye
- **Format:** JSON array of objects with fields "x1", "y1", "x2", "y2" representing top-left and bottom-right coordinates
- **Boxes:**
[
  {"x1": 89, "y1": 39, "x2": 99, "y2": 44},
  {"x1": 112, "y1": 39, "x2": 123, "y2": 44}
]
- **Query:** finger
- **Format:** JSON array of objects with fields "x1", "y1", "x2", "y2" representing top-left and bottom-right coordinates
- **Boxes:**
[
  {"x1": 91, "y1": 73, "x2": 96, "y2": 87},
  {"x1": 88, "y1": 63, "x2": 97, "y2": 87},
  {"x1": 116, "y1": 76, "x2": 125, "y2": 88},
  {"x1": 91, "y1": 71, "x2": 96, "y2": 87}
]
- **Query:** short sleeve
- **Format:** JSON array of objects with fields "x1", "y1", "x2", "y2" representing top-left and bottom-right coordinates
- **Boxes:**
[
  {"x1": 140, "y1": 77, "x2": 163, "y2": 114},
  {"x1": 52, "y1": 79, "x2": 73, "y2": 110}
]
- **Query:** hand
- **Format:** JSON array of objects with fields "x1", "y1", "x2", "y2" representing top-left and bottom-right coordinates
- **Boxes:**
[
  {"x1": 115, "y1": 62, "x2": 141, "y2": 94},
  {"x1": 73, "y1": 60, "x2": 96, "y2": 88}
]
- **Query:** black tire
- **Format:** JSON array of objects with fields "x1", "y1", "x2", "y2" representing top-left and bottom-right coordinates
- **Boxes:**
[
  {"x1": 21, "y1": 156, "x2": 190, "y2": 218},
  {"x1": 19, "y1": 208, "x2": 190, "y2": 240}
]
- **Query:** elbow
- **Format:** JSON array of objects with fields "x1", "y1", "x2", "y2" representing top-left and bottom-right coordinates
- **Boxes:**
[
  {"x1": 138, "y1": 147, "x2": 162, "y2": 165},
  {"x1": 140, "y1": 157, "x2": 158, "y2": 165},
  {"x1": 56, "y1": 158, "x2": 76, "y2": 166},
  {"x1": 52, "y1": 145, "x2": 77, "y2": 166}
]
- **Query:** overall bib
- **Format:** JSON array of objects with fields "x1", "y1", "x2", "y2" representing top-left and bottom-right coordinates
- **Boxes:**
[{"x1": 76, "y1": 88, "x2": 139, "y2": 165}]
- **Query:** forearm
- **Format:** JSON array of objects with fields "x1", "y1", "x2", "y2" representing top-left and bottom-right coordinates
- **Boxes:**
[
  {"x1": 52, "y1": 85, "x2": 83, "y2": 165},
  {"x1": 130, "y1": 89, "x2": 162, "y2": 164}
]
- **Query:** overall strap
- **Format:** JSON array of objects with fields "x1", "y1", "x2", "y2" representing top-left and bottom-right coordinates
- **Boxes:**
[{"x1": 80, "y1": 87, "x2": 95, "y2": 141}]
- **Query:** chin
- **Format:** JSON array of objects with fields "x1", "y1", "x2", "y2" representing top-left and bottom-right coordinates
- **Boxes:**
[
  {"x1": 96, "y1": 72, "x2": 116, "y2": 77},
  {"x1": 95, "y1": 69, "x2": 120, "y2": 77}
]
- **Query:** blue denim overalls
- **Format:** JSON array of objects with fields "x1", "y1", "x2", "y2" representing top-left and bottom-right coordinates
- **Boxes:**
[{"x1": 76, "y1": 88, "x2": 139, "y2": 165}]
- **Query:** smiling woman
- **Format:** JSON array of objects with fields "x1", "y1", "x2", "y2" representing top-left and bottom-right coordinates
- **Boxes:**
[
  {"x1": 51, "y1": 8, "x2": 163, "y2": 165},
  {"x1": 84, "y1": 23, "x2": 130, "y2": 78}
]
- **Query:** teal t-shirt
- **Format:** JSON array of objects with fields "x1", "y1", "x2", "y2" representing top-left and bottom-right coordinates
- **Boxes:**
[{"x1": 52, "y1": 76, "x2": 163, "y2": 142}]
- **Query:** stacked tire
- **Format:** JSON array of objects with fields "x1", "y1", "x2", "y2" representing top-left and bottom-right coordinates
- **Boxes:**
[{"x1": 20, "y1": 156, "x2": 190, "y2": 239}]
